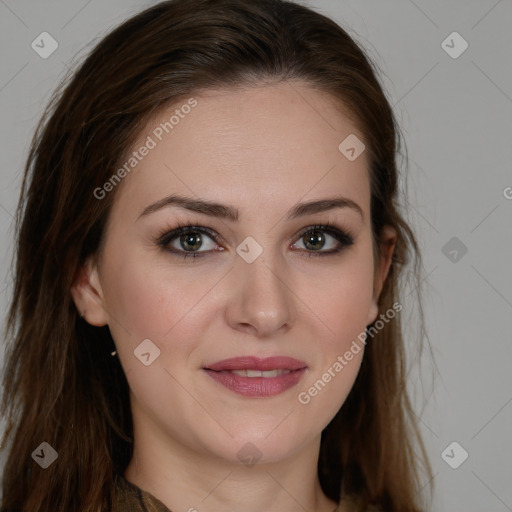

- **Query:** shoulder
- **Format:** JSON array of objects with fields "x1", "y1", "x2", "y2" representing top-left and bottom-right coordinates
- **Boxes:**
[
  {"x1": 336, "y1": 496, "x2": 384, "y2": 512},
  {"x1": 113, "y1": 473, "x2": 172, "y2": 512}
]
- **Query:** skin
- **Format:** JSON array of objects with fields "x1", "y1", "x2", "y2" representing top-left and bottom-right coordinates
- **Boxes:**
[{"x1": 72, "y1": 81, "x2": 396, "y2": 512}]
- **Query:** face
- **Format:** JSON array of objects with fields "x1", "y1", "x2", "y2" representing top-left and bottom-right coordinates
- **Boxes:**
[{"x1": 73, "y1": 81, "x2": 394, "y2": 465}]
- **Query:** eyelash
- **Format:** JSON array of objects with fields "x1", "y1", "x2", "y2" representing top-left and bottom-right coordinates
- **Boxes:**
[{"x1": 156, "y1": 220, "x2": 355, "y2": 260}]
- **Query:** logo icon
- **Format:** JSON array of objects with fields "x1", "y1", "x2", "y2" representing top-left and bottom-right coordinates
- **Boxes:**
[
  {"x1": 31, "y1": 32, "x2": 59, "y2": 59},
  {"x1": 236, "y1": 236, "x2": 263, "y2": 264},
  {"x1": 441, "y1": 32, "x2": 468, "y2": 59},
  {"x1": 236, "y1": 442, "x2": 263, "y2": 467},
  {"x1": 442, "y1": 236, "x2": 468, "y2": 263},
  {"x1": 441, "y1": 441, "x2": 469, "y2": 469},
  {"x1": 338, "y1": 134, "x2": 366, "y2": 162},
  {"x1": 31, "y1": 442, "x2": 58, "y2": 469},
  {"x1": 134, "y1": 338, "x2": 161, "y2": 366}
]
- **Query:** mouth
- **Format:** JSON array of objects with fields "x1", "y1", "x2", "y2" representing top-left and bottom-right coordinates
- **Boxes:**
[
  {"x1": 220, "y1": 369, "x2": 293, "y2": 377},
  {"x1": 202, "y1": 356, "x2": 308, "y2": 397}
]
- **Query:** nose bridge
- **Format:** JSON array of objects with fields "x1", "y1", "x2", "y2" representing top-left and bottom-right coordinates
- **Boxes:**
[{"x1": 226, "y1": 244, "x2": 294, "y2": 336}]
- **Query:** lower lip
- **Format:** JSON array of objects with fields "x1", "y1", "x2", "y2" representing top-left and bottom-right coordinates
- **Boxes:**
[{"x1": 203, "y1": 368, "x2": 307, "y2": 397}]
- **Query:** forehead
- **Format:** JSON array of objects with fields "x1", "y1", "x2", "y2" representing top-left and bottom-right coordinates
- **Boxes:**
[{"x1": 110, "y1": 81, "x2": 371, "y2": 221}]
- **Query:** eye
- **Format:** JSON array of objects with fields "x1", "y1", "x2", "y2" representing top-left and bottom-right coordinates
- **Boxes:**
[
  {"x1": 157, "y1": 224, "x2": 222, "y2": 259},
  {"x1": 291, "y1": 225, "x2": 354, "y2": 257}
]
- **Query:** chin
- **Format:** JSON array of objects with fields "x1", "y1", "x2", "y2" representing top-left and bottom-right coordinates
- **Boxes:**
[{"x1": 200, "y1": 425, "x2": 315, "y2": 467}]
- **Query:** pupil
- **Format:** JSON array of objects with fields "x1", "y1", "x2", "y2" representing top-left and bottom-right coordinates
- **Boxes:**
[
  {"x1": 305, "y1": 231, "x2": 324, "y2": 251},
  {"x1": 181, "y1": 232, "x2": 202, "y2": 251}
]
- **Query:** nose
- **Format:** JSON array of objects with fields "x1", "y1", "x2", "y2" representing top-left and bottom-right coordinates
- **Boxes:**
[{"x1": 224, "y1": 250, "x2": 295, "y2": 338}]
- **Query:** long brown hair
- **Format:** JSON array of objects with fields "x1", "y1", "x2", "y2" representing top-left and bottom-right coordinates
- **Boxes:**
[{"x1": 1, "y1": 0, "x2": 432, "y2": 510}]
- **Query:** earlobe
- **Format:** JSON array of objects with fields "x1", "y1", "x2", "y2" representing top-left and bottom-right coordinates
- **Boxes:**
[
  {"x1": 70, "y1": 258, "x2": 109, "y2": 326},
  {"x1": 366, "y1": 225, "x2": 397, "y2": 326},
  {"x1": 366, "y1": 299, "x2": 380, "y2": 326}
]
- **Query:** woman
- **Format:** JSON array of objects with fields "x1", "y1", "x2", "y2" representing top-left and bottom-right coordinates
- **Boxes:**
[{"x1": 0, "y1": 0, "x2": 432, "y2": 510}]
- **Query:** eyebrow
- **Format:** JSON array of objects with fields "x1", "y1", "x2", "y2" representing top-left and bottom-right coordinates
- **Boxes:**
[{"x1": 138, "y1": 194, "x2": 364, "y2": 222}]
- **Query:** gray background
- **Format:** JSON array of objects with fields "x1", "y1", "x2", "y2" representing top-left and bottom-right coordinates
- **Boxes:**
[{"x1": 1, "y1": 1, "x2": 511, "y2": 510}]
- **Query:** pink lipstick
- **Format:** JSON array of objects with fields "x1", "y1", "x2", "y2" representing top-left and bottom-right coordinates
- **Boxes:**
[{"x1": 203, "y1": 356, "x2": 307, "y2": 397}]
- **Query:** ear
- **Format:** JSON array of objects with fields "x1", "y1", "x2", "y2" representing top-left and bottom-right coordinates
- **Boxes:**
[
  {"x1": 366, "y1": 225, "x2": 397, "y2": 325},
  {"x1": 70, "y1": 257, "x2": 109, "y2": 326}
]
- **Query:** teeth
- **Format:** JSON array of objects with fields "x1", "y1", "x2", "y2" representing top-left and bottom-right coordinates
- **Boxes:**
[
  {"x1": 246, "y1": 370, "x2": 263, "y2": 377},
  {"x1": 229, "y1": 369, "x2": 292, "y2": 377}
]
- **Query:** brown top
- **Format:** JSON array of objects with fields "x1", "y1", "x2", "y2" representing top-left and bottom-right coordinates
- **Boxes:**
[
  {"x1": 114, "y1": 474, "x2": 171, "y2": 511},
  {"x1": 114, "y1": 473, "x2": 358, "y2": 511}
]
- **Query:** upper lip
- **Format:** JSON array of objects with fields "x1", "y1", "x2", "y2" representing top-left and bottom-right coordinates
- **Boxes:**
[{"x1": 204, "y1": 356, "x2": 307, "y2": 372}]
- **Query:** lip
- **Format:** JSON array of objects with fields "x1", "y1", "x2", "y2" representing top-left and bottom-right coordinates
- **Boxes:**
[
  {"x1": 203, "y1": 356, "x2": 308, "y2": 397},
  {"x1": 204, "y1": 356, "x2": 307, "y2": 372}
]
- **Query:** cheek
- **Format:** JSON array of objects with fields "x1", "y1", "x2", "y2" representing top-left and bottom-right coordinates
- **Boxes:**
[
  {"x1": 294, "y1": 243, "x2": 374, "y2": 420},
  {"x1": 102, "y1": 250, "x2": 217, "y2": 341},
  {"x1": 304, "y1": 242, "x2": 375, "y2": 345},
  {"x1": 101, "y1": 248, "x2": 226, "y2": 391},
  {"x1": 296, "y1": 353, "x2": 363, "y2": 443},
  {"x1": 102, "y1": 255, "x2": 206, "y2": 407}
]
